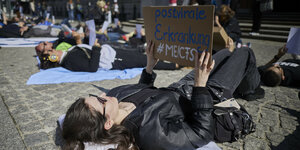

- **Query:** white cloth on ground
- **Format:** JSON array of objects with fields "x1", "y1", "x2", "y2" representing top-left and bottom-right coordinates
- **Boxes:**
[{"x1": 99, "y1": 44, "x2": 116, "y2": 69}]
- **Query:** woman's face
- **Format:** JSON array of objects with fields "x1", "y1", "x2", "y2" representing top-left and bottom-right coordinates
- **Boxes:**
[
  {"x1": 85, "y1": 94, "x2": 119, "y2": 121},
  {"x1": 36, "y1": 41, "x2": 54, "y2": 56}
]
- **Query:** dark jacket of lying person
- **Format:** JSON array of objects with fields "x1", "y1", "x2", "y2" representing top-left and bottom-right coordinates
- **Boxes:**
[{"x1": 61, "y1": 41, "x2": 263, "y2": 150}]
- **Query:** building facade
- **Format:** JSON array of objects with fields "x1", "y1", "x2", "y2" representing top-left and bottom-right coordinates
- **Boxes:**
[{"x1": 1, "y1": 0, "x2": 299, "y2": 20}]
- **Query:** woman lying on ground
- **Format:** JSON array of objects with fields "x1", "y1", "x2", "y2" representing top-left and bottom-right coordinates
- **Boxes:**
[
  {"x1": 35, "y1": 37, "x2": 179, "y2": 72},
  {"x1": 61, "y1": 40, "x2": 263, "y2": 150}
]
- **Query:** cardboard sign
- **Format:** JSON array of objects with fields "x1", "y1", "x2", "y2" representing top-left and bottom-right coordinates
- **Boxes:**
[
  {"x1": 286, "y1": 27, "x2": 300, "y2": 55},
  {"x1": 213, "y1": 26, "x2": 229, "y2": 51},
  {"x1": 143, "y1": 6, "x2": 215, "y2": 66}
]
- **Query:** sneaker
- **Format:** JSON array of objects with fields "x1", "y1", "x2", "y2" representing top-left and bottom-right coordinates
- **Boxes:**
[
  {"x1": 61, "y1": 24, "x2": 72, "y2": 33},
  {"x1": 249, "y1": 32, "x2": 260, "y2": 36},
  {"x1": 240, "y1": 87, "x2": 265, "y2": 101}
]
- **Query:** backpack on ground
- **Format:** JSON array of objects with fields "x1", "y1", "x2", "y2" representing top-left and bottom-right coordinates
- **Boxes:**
[
  {"x1": 208, "y1": 87, "x2": 256, "y2": 142},
  {"x1": 213, "y1": 102, "x2": 256, "y2": 142}
]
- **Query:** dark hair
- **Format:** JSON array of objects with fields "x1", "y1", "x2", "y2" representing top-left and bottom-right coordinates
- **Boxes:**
[
  {"x1": 262, "y1": 69, "x2": 281, "y2": 87},
  {"x1": 38, "y1": 53, "x2": 60, "y2": 69},
  {"x1": 62, "y1": 98, "x2": 139, "y2": 150},
  {"x1": 216, "y1": 5, "x2": 235, "y2": 23}
]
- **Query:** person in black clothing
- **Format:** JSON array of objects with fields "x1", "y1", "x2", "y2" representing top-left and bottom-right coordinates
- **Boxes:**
[
  {"x1": 35, "y1": 37, "x2": 178, "y2": 72},
  {"x1": 61, "y1": 41, "x2": 263, "y2": 150},
  {"x1": 249, "y1": 0, "x2": 261, "y2": 36},
  {"x1": 258, "y1": 45, "x2": 300, "y2": 87},
  {"x1": 215, "y1": 4, "x2": 241, "y2": 43},
  {"x1": 0, "y1": 20, "x2": 29, "y2": 38}
]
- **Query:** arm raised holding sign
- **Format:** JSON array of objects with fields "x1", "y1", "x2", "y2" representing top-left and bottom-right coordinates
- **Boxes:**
[
  {"x1": 145, "y1": 41, "x2": 159, "y2": 74},
  {"x1": 194, "y1": 51, "x2": 215, "y2": 87}
]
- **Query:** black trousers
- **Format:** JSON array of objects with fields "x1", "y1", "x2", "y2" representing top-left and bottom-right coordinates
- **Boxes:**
[
  {"x1": 252, "y1": 0, "x2": 262, "y2": 32},
  {"x1": 168, "y1": 48, "x2": 261, "y2": 100},
  {"x1": 112, "y1": 48, "x2": 177, "y2": 70}
]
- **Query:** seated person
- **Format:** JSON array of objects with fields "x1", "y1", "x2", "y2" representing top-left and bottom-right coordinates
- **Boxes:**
[
  {"x1": 215, "y1": 4, "x2": 241, "y2": 43},
  {"x1": 61, "y1": 40, "x2": 263, "y2": 150},
  {"x1": 258, "y1": 45, "x2": 300, "y2": 87},
  {"x1": 35, "y1": 39, "x2": 178, "y2": 72}
]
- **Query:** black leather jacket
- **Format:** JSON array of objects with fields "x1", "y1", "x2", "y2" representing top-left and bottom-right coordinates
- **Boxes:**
[{"x1": 107, "y1": 69, "x2": 214, "y2": 150}]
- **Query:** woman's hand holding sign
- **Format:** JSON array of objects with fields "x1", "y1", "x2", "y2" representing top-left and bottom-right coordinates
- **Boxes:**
[
  {"x1": 146, "y1": 41, "x2": 159, "y2": 74},
  {"x1": 194, "y1": 51, "x2": 215, "y2": 87}
]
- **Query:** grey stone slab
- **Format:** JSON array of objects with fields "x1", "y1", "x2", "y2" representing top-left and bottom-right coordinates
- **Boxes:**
[
  {"x1": 41, "y1": 117, "x2": 60, "y2": 129},
  {"x1": 23, "y1": 132, "x2": 50, "y2": 147},
  {"x1": 243, "y1": 136, "x2": 270, "y2": 150},
  {"x1": 259, "y1": 117, "x2": 278, "y2": 127},
  {"x1": 29, "y1": 102, "x2": 50, "y2": 111},
  {"x1": 29, "y1": 143, "x2": 60, "y2": 150},
  {"x1": 0, "y1": 137, "x2": 26, "y2": 150},
  {"x1": 251, "y1": 123, "x2": 267, "y2": 139},
  {"x1": 19, "y1": 121, "x2": 44, "y2": 134},
  {"x1": 266, "y1": 132, "x2": 286, "y2": 143},
  {"x1": 280, "y1": 117, "x2": 299, "y2": 131},
  {"x1": 0, "y1": 97, "x2": 25, "y2": 149},
  {"x1": 14, "y1": 113, "x2": 39, "y2": 125}
]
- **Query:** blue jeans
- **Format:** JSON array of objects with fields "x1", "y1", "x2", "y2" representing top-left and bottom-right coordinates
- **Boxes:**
[
  {"x1": 76, "y1": 14, "x2": 81, "y2": 22},
  {"x1": 68, "y1": 10, "x2": 74, "y2": 20},
  {"x1": 168, "y1": 47, "x2": 261, "y2": 100}
]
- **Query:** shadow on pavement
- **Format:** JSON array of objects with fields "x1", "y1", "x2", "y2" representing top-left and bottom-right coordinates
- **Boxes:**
[
  {"x1": 55, "y1": 123, "x2": 64, "y2": 148},
  {"x1": 271, "y1": 104, "x2": 300, "y2": 150},
  {"x1": 91, "y1": 84, "x2": 110, "y2": 93}
]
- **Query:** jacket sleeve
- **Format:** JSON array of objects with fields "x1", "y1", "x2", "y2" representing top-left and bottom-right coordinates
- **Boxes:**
[
  {"x1": 189, "y1": 87, "x2": 214, "y2": 142},
  {"x1": 138, "y1": 87, "x2": 214, "y2": 149},
  {"x1": 86, "y1": 46, "x2": 101, "y2": 72},
  {"x1": 138, "y1": 69, "x2": 157, "y2": 86},
  {"x1": 61, "y1": 46, "x2": 100, "y2": 72},
  {"x1": 224, "y1": 18, "x2": 241, "y2": 42}
]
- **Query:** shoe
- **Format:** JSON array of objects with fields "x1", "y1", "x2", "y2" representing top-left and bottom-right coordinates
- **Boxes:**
[
  {"x1": 61, "y1": 24, "x2": 72, "y2": 33},
  {"x1": 249, "y1": 32, "x2": 260, "y2": 36},
  {"x1": 240, "y1": 87, "x2": 265, "y2": 101}
]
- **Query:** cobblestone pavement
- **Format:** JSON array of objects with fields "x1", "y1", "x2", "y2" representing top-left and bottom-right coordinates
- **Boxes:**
[{"x1": 0, "y1": 38, "x2": 299, "y2": 150}]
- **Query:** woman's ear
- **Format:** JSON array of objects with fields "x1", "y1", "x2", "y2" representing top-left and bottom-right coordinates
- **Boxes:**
[{"x1": 104, "y1": 119, "x2": 114, "y2": 130}]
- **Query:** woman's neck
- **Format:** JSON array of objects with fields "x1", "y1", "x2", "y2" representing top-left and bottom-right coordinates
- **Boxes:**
[
  {"x1": 54, "y1": 50, "x2": 63, "y2": 63},
  {"x1": 114, "y1": 102, "x2": 136, "y2": 125}
]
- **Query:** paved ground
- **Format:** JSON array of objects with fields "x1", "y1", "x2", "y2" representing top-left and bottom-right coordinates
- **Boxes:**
[{"x1": 0, "y1": 35, "x2": 299, "y2": 150}]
